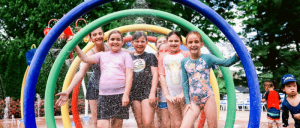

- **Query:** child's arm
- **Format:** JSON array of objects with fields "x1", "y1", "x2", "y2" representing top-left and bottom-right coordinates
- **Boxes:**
[
  {"x1": 207, "y1": 54, "x2": 240, "y2": 68},
  {"x1": 122, "y1": 53, "x2": 134, "y2": 107},
  {"x1": 181, "y1": 60, "x2": 190, "y2": 105},
  {"x1": 122, "y1": 67, "x2": 133, "y2": 107},
  {"x1": 55, "y1": 52, "x2": 93, "y2": 106},
  {"x1": 121, "y1": 48, "x2": 135, "y2": 55},
  {"x1": 74, "y1": 45, "x2": 98, "y2": 64},
  {"x1": 149, "y1": 54, "x2": 159, "y2": 104},
  {"x1": 149, "y1": 66, "x2": 158, "y2": 104},
  {"x1": 282, "y1": 103, "x2": 289, "y2": 128}
]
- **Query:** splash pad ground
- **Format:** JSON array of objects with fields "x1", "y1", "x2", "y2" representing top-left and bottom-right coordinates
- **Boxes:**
[{"x1": 0, "y1": 110, "x2": 295, "y2": 128}]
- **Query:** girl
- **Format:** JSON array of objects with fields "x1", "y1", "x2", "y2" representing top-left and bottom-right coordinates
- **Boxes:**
[
  {"x1": 55, "y1": 27, "x2": 109, "y2": 127},
  {"x1": 180, "y1": 31, "x2": 240, "y2": 128},
  {"x1": 58, "y1": 30, "x2": 133, "y2": 128},
  {"x1": 281, "y1": 74, "x2": 300, "y2": 128},
  {"x1": 129, "y1": 31, "x2": 158, "y2": 128},
  {"x1": 156, "y1": 42, "x2": 172, "y2": 128},
  {"x1": 158, "y1": 31, "x2": 190, "y2": 128}
]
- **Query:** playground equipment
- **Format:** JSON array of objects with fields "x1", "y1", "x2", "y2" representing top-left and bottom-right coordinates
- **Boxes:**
[
  {"x1": 57, "y1": 24, "x2": 220, "y2": 127},
  {"x1": 75, "y1": 18, "x2": 89, "y2": 43},
  {"x1": 23, "y1": 1, "x2": 260, "y2": 128}
]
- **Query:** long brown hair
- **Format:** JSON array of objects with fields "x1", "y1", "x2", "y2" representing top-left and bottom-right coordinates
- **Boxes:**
[
  {"x1": 107, "y1": 30, "x2": 123, "y2": 41},
  {"x1": 89, "y1": 27, "x2": 105, "y2": 52}
]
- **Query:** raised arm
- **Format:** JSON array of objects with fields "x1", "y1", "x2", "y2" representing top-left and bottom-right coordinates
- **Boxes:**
[
  {"x1": 207, "y1": 54, "x2": 240, "y2": 68},
  {"x1": 74, "y1": 45, "x2": 98, "y2": 64}
]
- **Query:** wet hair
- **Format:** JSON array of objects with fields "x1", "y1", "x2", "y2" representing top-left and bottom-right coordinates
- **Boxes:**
[
  {"x1": 89, "y1": 27, "x2": 103, "y2": 38},
  {"x1": 107, "y1": 30, "x2": 123, "y2": 41},
  {"x1": 166, "y1": 31, "x2": 182, "y2": 43},
  {"x1": 132, "y1": 31, "x2": 147, "y2": 42},
  {"x1": 157, "y1": 42, "x2": 168, "y2": 57},
  {"x1": 264, "y1": 80, "x2": 274, "y2": 88},
  {"x1": 155, "y1": 35, "x2": 166, "y2": 46},
  {"x1": 186, "y1": 31, "x2": 204, "y2": 43},
  {"x1": 89, "y1": 27, "x2": 105, "y2": 52}
]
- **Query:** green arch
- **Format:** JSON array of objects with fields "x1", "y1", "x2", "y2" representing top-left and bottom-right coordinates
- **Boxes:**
[{"x1": 45, "y1": 9, "x2": 236, "y2": 128}]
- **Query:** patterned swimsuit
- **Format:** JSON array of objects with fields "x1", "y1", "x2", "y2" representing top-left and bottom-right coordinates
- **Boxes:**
[{"x1": 181, "y1": 54, "x2": 239, "y2": 109}]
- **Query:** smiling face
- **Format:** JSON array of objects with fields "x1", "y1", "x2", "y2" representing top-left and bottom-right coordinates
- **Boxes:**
[
  {"x1": 283, "y1": 81, "x2": 298, "y2": 96},
  {"x1": 156, "y1": 37, "x2": 167, "y2": 49},
  {"x1": 186, "y1": 34, "x2": 204, "y2": 55},
  {"x1": 133, "y1": 36, "x2": 147, "y2": 54},
  {"x1": 90, "y1": 28, "x2": 104, "y2": 46},
  {"x1": 107, "y1": 33, "x2": 123, "y2": 52},
  {"x1": 167, "y1": 34, "x2": 181, "y2": 53}
]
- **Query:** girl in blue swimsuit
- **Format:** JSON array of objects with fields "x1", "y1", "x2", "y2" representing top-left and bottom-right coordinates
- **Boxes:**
[{"x1": 180, "y1": 31, "x2": 240, "y2": 128}]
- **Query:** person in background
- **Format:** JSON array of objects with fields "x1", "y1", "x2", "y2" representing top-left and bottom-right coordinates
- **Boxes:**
[{"x1": 281, "y1": 74, "x2": 300, "y2": 128}]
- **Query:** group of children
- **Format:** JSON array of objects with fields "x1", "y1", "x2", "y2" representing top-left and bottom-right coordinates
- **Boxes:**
[
  {"x1": 53, "y1": 26, "x2": 297, "y2": 128},
  {"x1": 261, "y1": 74, "x2": 300, "y2": 128}
]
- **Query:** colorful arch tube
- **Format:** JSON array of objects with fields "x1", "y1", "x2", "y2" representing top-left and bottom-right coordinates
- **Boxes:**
[
  {"x1": 40, "y1": 8, "x2": 236, "y2": 128},
  {"x1": 61, "y1": 24, "x2": 220, "y2": 128},
  {"x1": 25, "y1": 7, "x2": 237, "y2": 128},
  {"x1": 23, "y1": 0, "x2": 258, "y2": 126},
  {"x1": 20, "y1": 66, "x2": 29, "y2": 121}
]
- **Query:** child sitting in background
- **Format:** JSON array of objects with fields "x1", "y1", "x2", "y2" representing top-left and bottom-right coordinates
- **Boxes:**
[
  {"x1": 281, "y1": 74, "x2": 300, "y2": 128},
  {"x1": 261, "y1": 81, "x2": 282, "y2": 128}
]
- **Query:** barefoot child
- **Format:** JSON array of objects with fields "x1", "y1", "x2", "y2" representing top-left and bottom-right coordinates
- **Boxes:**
[
  {"x1": 158, "y1": 31, "x2": 190, "y2": 128},
  {"x1": 262, "y1": 81, "x2": 282, "y2": 128},
  {"x1": 129, "y1": 31, "x2": 158, "y2": 128},
  {"x1": 72, "y1": 30, "x2": 133, "y2": 128},
  {"x1": 180, "y1": 31, "x2": 240, "y2": 128},
  {"x1": 281, "y1": 74, "x2": 300, "y2": 128}
]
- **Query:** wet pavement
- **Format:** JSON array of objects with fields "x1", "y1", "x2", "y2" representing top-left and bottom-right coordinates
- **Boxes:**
[{"x1": 0, "y1": 109, "x2": 296, "y2": 128}]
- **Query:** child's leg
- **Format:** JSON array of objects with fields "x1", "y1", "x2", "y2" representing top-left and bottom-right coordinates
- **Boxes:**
[
  {"x1": 167, "y1": 100, "x2": 183, "y2": 128},
  {"x1": 180, "y1": 102, "x2": 201, "y2": 128},
  {"x1": 159, "y1": 108, "x2": 171, "y2": 128},
  {"x1": 203, "y1": 95, "x2": 217, "y2": 128},
  {"x1": 268, "y1": 122, "x2": 272, "y2": 128},
  {"x1": 141, "y1": 99, "x2": 155, "y2": 128},
  {"x1": 89, "y1": 100, "x2": 98, "y2": 126},
  {"x1": 131, "y1": 100, "x2": 143, "y2": 128},
  {"x1": 97, "y1": 119, "x2": 110, "y2": 128},
  {"x1": 111, "y1": 117, "x2": 123, "y2": 128}
]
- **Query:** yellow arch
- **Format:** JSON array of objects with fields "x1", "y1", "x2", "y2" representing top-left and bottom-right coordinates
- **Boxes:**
[
  {"x1": 20, "y1": 66, "x2": 29, "y2": 119},
  {"x1": 60, "y1": 24, "x2": 220, "y2": 127}
]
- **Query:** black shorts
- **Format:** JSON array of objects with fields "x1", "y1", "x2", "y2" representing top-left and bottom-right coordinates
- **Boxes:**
[
  {"x1": 86, "y1": 81, "x2": 99, "y2": 100},
  {"x1": 130, "y1": 84, "x2": 152, "y2": 101},
  {"x1": 97, "y1": 94, "x2": 129, "y2": 120}
]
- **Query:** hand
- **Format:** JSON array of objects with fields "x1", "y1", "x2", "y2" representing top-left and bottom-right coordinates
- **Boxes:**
[
  {"x1": 236, "y1": 45, "x2": 249, "y2": 59},
  {"x1": 122, "y1": 94, "x2": 130, "y2": 107},
  {"x1": 67, "y1": 36, "x2": 73, "y2": 42},
  {"x1": 148, "y1": 93, "x2": 156, "y2": 105},
  {"x1": 184, "y1": 104, "x2": 193, "y2": 115},
  {"x1": 176, "y1": 93, "x2": 184, "y2": 102},
  {"x1": 166, "y1": 95, "x2": 176, "y2": 103},
  {"x1": 294, "y1": 114, "x2": 300, "y2": 119},
  {"x1": 55, "y1": 92, "x2": 70, "y2": 107}
]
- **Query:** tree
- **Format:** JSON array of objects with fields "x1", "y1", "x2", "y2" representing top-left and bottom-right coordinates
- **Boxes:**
[
  {"x1": 237, "y1": 0, "x2": 300, "y2": 89},
  {"x1": 0, "y1": 0, "x2": 241, "y2": 99}
]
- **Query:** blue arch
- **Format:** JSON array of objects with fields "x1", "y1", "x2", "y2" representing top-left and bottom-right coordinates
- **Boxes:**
[{"x1": 23, "y1": 0, "x2": 260, "y2": 128}]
